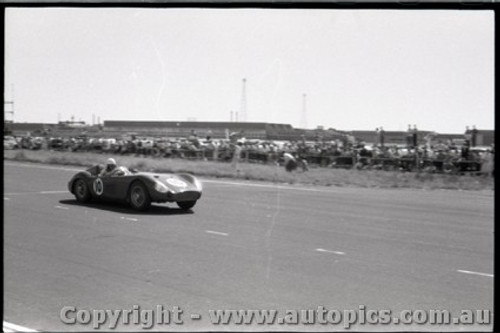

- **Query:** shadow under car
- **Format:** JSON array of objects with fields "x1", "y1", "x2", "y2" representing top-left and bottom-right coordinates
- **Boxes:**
[{"x1": 58, "y1": 199, "x2": 194, "y2": 216}]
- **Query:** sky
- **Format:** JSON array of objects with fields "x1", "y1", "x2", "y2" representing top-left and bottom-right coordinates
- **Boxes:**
[{"x1": 4, "y1": 8, "x2": 494, "y2": 133}]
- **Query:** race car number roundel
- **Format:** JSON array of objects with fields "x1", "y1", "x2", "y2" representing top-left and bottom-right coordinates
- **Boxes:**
[
  {"x1": 166, "y1": 178, "x2": 187, "y2": 187},
  {"x1": 93, "y1": 178, "x2": 104, "y2": 195}
]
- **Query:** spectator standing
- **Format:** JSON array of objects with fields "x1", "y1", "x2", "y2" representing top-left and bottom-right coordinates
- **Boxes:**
[
  {"x1": 229, "y1": 131, "x2": 243, "y2": 170},
  {"x1": 347, "y1": 133, "x2": 356, "y2": 148},
  {"x1": 411, "y1": 125, "x2": 419, "y2": 170},
  {"x1": 480, "y1": 149, "x2": 493, "y2": 176},
  {"x1": 188, "y1": 130, "x2": 200, "y2": 148},
  {"x1": 461, "y1": 140, "x2": 470, "y2": 160},
  {"x1": 406, "y1": 124, "x2": 413, "y2": 148},
  {"x1": 464, "y1": 126, "x2": 472, "y2": 142},
  {"x1": 471, "y1": 125, "x2": 479, "y2": 147},
  {"x1": 379, "y1": 126, "x2": 385, "y2": 147},
  {"x1": 424, "y1": 131, "x2": 436, "y2": 153},
  {"x1": 283, "y1": 152, "x2": 298, "y2": 172},
  {"x1": 492, "y1": 144, "x2": 495, "y2": 177},
  {"x1": 341, "y1": 135, "x2": 349, "y2": 150},
  {"x1": 213, "y1": 140, "x2": 219, "y2": 161},
  {"x1": 412, "y1": 125, "x2": 418, "y2": 148},
  {"x1": 229, "y1": 130, "x2": 241, "y2": 145}
]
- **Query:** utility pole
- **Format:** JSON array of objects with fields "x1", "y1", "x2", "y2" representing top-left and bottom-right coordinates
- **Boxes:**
[
  {"x1": 4, "y1": 85, "x2": 14, "y2": 135},
  {"x1": 300, "y1": 93, "x2": 308, "y2": 129},
  {"x1": 4, "y1": 101, "x2": 14, "y2": 121},
  {"x1": 240, "y1": 78, "x2": 247, "y2": 122},
  {"x1": 4, "y1": 84, "x2": 14, "y2": 123}
]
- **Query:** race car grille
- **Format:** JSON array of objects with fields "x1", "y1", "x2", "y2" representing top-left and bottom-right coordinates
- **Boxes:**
[{"x1": 173, "y1": 191, "x2": 202, "y2": 201}]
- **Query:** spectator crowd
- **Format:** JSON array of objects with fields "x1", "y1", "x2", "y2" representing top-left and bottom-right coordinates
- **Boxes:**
[{"x1": 4, "y1": 126, "x2": 494, "y2": 176}]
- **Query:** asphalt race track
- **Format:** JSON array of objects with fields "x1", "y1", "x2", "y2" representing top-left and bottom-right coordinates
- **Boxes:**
[{"x1": 3, "y1": 162, "x2": 494, "y2": 331}]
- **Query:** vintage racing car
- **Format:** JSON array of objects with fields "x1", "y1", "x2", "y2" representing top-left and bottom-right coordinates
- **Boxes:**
[{"x1": 68, "y1": 164, "x2": 202, "y2": 211}]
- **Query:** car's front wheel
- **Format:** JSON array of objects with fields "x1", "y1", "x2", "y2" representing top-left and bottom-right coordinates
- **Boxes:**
[
  {"x1": 177, "y1": 200, "x2": 196, "y2": 210},
  {"x1": 129, "y1": 181, "x2": 151, "y2": 211},
  {"x1": 73, "y1": 179, "x2": 91, "y2": 202}
]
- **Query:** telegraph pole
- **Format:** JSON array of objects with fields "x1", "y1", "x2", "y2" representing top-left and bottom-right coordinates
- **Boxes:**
[
  {"x1": 4, "y1": 84, "x2": 14, "y2": 122},
  {"x1": 4, "y1": 101, "x2": 14, "y2": 121},
  {"x1": 4, "y1": 84, "x2": 14, "y2": 133},
  {"x1": 300, "y1": 93, "x2": 307, "y2": 129},
  {"x1": 240, "y1": 78, "x2": 247, "y2": 122}
]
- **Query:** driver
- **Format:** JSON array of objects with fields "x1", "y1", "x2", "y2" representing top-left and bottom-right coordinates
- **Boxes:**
[
  {"x1": 99, "y1": 158, "x2": 128, "y2": 177},
  {"x1": 100, "y1": 158, "x2": 118, "y2": 176}
]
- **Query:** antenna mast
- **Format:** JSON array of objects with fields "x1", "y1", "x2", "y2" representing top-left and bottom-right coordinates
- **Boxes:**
[
  {"x1": 240, "y1": 78, "x2": 247, "y2": 122},
  {"x1": 300, "y1": 93, "x2": 307, "y2": 129},
  {"x1": 4, "y1": 84, "x2": 14, "y2": 123}
]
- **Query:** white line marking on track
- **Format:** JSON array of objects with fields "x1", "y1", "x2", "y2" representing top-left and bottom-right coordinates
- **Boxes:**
[
  {"x1": 205, "y1": 230, "x2": 229, "y2": 236},
  {"x1": 5, "y1": 162, "x2": 80, "y2": 172},
  {"x1": 3, "y1": 321, "x2": 39, "y2": 332},
  {"x1": 4, "y1": 197, "x2": 10, "y2": 200},
  {"x1": 201, "y1": 179, "x2": 343, "y2": 194},
  {"x1": 316, "y1": 248, "x2": 346, "y2": 255},
  {"x1": 457, "y1": 270, "x2": 493, "y2": 278},
  {"x1": 4, "y1": 192, "x2": 32, "y2": 196},
  {"x1": 4, "y1": 191, "x2": 66, "y2": 196},
  {"x1": 120, "y1": 217, "x2": 138, "y2": 222},
  {"x1": 54, "y1": 205, "x2": 69, "y2": 210}
]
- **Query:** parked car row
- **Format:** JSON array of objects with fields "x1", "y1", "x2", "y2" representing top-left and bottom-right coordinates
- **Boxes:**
[{"x1": 5, "y1": 134, "x2": 494, "y2": 175}]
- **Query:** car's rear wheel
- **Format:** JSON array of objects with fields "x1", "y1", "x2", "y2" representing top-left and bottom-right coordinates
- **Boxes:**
[
  {"x1": 129, "y1": 181, "x2": 151, "y2": 211},
  {"x1": 73, "y1": 179, "x2": 91, "y2": 202},
  {"x1": 177, "y1": 200, "x2": 196, "y2": 210}
]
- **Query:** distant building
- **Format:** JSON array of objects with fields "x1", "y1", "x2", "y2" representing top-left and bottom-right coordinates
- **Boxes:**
[
  {"x1": 6, "y1": 122, "x2": 100, "y2": 137},
  {"x1": 103, "y1": 120, "x2": 269, "y2": 139},
  {"x1": 104, "y1": 120, "x2": 306, "y2": 140},
  {"x1": 429, "y1": 131, "x2": 494, "y2": 147},
  {"x1": 58, "y1": 120, "x2": 88, "y2": 129},
  {"x1": 463, "y1": 129, "x2": 494, "y2": 146},
  {"x1": 7, "y1": 122, "x2": 57, "y2": 136},
  {"x1": 103, "y1": 120, "x2": 349, "y2": 141},
  {"x1": 351, "y1": 130, "x2": 422, "y2": 145},
  {"x1": 352, "y1": 129, "x2": 494, "y2": 147}
]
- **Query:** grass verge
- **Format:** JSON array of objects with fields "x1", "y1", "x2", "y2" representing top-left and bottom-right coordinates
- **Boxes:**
[{"x1": 4, "y1": 150, "x2": 494, "y2": 191}]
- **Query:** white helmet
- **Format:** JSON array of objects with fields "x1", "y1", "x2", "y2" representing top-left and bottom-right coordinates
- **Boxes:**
[{"x1": 106, "y1": 158, "x2": 116, "y2": 166}]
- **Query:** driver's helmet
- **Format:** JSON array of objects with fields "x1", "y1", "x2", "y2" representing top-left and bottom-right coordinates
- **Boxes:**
[{"x1": 106, "y1": 158, "x2": 117, "y2": 171}]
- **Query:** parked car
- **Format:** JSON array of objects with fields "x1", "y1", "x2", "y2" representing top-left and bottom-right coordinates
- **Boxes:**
[{"x1": 4, "y1": 135, "x2": 19, "y2": 150}]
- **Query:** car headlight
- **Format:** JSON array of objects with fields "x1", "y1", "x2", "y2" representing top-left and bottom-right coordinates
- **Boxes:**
[
  {"x1": 193, "y1": 178, "x2": 203, "y2": 191},
  {"x1": 154, "y1": 181, "x2": 169, "y2": 193}
]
